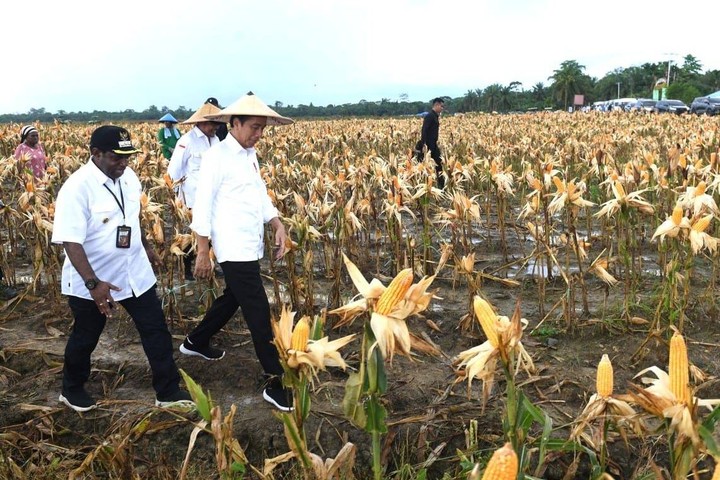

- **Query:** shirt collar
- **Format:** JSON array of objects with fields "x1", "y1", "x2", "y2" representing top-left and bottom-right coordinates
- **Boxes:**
[
  {"x1": 191, "y1": 125, "x2": 216, "y2": 141},
  {"x1": 223, "y1": 132, "x2": 255, "y2": 156},
  {"x1": 87, "y1": 156, "x2": 125, "y2": 186}
]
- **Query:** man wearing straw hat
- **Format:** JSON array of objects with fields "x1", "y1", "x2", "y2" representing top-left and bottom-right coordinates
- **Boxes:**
[
  {"x1": 178, "y1": 92, "x2": 295, "y2": 411},
  {"x1": 157, "y1": 113, "x2": 181, "y2": 160},
  {"x1": 167, "y1": 102, "x2": 223, "y2": 280}
]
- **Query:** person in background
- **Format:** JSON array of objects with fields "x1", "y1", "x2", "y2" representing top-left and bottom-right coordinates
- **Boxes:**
[
  {"x1": 178, "y1": 92, "x2": 295, "y2": 411},
  {"x1": 157, "y1": 113, "x2": 181, "y2": 160},
  {"x1": 51, "y1": 125, "x2": 192, "y2": 412},
  {"x1": 166, "y1": 102, "x2": 222, "y2": 280},
  {"x1": 14, "y1": 125, "x2": 47, "y2": 178},
  {"x1": 205, "y1": 97, "x2": 228, "y2": 141},
  {"x1": 414, "y1": 97, "x2": 446, "y2": 188}
]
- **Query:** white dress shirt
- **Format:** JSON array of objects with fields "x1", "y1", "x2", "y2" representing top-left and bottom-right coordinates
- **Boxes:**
[
  {"x1": 190, "y1": 133, "x2": 278, "y2": 262},
  {"x1": 51, "y1": 159, "x2": 157, "y2": 300},
  {"x1": 167, "y1": 126, "x2": 218, "y2": 208}
]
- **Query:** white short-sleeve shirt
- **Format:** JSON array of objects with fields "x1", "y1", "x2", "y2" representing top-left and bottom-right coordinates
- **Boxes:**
[
  {"x1": 190, "y1": 134, "x2": 278, "y2": 262},
  {"x1": 51, "y1": 159, "x2": 157, "y2": 300},
  {"x1": 166, "y1": 126, "x2": 218, "y2": 209}
]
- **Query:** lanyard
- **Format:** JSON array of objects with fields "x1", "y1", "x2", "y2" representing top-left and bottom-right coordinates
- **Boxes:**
[{"x1": 103, "y1": 182, "x2": 126, "y2": 224}]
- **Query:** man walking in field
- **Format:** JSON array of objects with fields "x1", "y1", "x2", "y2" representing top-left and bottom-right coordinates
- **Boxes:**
[
  {"x1": 414, "y1": 97, "x2": 446, "y2": 188},
  {"x1": 167, "y1": 101, "x2": 222, "y2": 280},
  {"x1": 178, "y1": 92, "x2": 296, "y2": 411},
  {"x1": 52, "y1": 125, "x2": 192, "y2": 412}
]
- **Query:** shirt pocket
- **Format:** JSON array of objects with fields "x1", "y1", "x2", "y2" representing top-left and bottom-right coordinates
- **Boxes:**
[{"x1": 89, "y1": 201, "x2": 119, "y2": 230}]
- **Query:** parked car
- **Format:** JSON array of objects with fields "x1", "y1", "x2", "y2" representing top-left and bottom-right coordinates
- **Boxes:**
[
  {"x1": 654, "y1": 99, "x2": 689, "y2": 114},
  {"x1": 689, "y1": 92, "x2": 720, "y2": 115},
  {"x1": 627, "y1": 99, "x2": 656, "y2": 113}
]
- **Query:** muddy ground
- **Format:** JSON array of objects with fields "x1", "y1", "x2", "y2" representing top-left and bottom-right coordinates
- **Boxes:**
[{"x1": 2, "y1": 246, "x2": 720, "y2": 479}]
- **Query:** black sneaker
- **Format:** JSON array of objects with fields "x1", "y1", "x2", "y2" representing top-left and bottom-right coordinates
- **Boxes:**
[
  {"x1": 262, "y1": 386, "x2": 294, "y2": 412},
  {"x1": 59, "y1": 389, "x2": 97, "y2": 412},
  {"x1": 179, "y1": 338, "x2": 225, "y2": 361},
  {"x1": 0, "y1": 285, "x2": 17, "y2": 301},
  {"x1": 155, "y1": 389, "x2": 195, "y2": 408}
]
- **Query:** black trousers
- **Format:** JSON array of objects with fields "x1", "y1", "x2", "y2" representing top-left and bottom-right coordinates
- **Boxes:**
[
  {"x1": 187, "y1": 260, "x2": 282, "y2": 376},
  {"x1": 63, "y1": 286, "x2": 181, "y2": 398}
]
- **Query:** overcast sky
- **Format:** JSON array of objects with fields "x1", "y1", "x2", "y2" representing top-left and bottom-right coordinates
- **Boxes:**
[{"x1": 3, "y1": 0, "x2": 718, "y2": 114}]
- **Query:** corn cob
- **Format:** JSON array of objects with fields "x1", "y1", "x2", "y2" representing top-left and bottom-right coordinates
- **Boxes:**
[
  {"x1": 375, "y1": 268, "x2": 413, "y2": 315},
  {"x1": 596, "y1": 354, "x2": 614, "y2": 397},
  {"x1": 474, "y1": 297, "x2": 499, "y2": 348},
  {"x1": 291, "y1": 316, "x2": 310, "y2": 351},
  {"x1": 692, "y1": 214, "x2": 713, "y2": 233},
  {"x1": 481, "y1": 442, "x2": 518, "y2": 480},
  {"x1": 671, "y1": 205, "x2": 683, "y2": 225},
  {"x1": 669, "y1": 331, "x2": 690, "y2": 404}
]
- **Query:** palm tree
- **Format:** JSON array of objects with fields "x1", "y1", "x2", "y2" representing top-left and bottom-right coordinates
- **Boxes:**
[
  {"x1": 549, "y1": 60, "x2": 589, "y2": 109},
  {"x1": 484, "y1": 84, "x2": 503, "y2": 112}
]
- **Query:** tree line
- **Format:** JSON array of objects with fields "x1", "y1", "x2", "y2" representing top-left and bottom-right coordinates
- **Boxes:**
[{"x1": 2, "y1": 55, "x2": 718, "y2": 124}]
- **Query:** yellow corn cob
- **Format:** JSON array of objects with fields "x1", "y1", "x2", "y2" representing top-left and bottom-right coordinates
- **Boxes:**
[
  {"x1": 375, "y1": 268, "x2": 413, "y2": 314},
  {"x1": 669, "y1": 331, "x2": 690, "y2": 404},
  {"x1": 696, "y1": 181, "x2": 707, "y2": 196},
  {"x1": 614, "y1": 181, "x2": 626, "y2": 198},
  {"x1": 291, "y1": 317, "x2": 310, "y2": 351},
  {"x1": 692, "y1": 214, "x2": 713, "y2": 233},
  {"x1": 474, "y1": 297, "x2": 499, "y2": 348},
  {"x1": 481, "y1": 442, "x2": 518, "y2": 480},
  {"x1": 596, "y1": 354, "x2": 614, "y2": 397},
  {"x1": 671, "y1": 205, "x2": 683, "y2": 225}
]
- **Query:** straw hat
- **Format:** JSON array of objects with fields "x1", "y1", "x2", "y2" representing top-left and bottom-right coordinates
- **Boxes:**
[
  {"x1": 206, "y1": 91, "x2": 293, "y2": 126},
  {"x1": 182, "y1": 103, "x2": 223, "y2": 124}
]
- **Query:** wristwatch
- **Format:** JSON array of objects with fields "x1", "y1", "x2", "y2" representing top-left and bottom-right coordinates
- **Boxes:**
[{"x1": 85, "y1": 278, "x2": 99, "y2": 290}]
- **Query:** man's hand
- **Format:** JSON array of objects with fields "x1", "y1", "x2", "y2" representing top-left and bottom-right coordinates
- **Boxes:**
[
  {"x1": 269, "y1": 217, "x2": 288, "y2": 260},
  {"x1": 194, "y1": 252, "x2": 213, "y2": 280},
  {"x1": 90, "y1": 281, "x2": 121, "y2": 317}
]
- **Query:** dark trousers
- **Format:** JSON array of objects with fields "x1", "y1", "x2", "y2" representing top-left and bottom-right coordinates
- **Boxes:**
[
  {"x1": 414, "y1": 141, "x2": 443, "y2": 170},
  {"x1": 187, "y1": 260, "x2": 282, "y2": 376},
  {"x1": 63, "y1": 286, "x2": 181, "y2": 398}
]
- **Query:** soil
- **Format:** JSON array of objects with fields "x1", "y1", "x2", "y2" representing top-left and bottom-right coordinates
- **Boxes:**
[{"x1": 2, "y1": 246, "x2": 720, "y2": 479}]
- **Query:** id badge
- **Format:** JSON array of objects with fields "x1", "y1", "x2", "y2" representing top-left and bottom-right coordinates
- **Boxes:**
[{"x1": 116, "y1": 225, "x2": 131, "y2": 248}]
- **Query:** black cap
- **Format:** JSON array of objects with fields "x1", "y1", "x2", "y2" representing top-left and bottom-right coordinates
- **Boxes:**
[
  {"x1": 205, "y1": 97, "x2": 221, "y2": 108},
  {"x1": 90, "y1": 126, "x2": 141, "y2": 154}
]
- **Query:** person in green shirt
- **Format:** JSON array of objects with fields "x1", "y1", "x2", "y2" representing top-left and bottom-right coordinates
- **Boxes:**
[{"x1": 157, "y1": 113, "x2": 181, "y2": 160}]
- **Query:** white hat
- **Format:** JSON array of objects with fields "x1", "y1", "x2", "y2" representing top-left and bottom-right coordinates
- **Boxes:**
[
  {"x1": 206, "y1": 91, "x2": 293, "y2": 126},
  {"x1": 182, "y1": 103, "x2": 223, "y2": 124}
]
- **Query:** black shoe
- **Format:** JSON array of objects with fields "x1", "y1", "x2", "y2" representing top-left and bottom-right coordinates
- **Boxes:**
[
  {"x1": 179, "y1": 338, "x2": 225, "y2": 361},
  {"x1": 262, "y1": 386, "x2": 293, "y2": 412},
  {"x1": 59, "y1": 389, "x2": 97, "y2": 412},
  {"x1": 155, "y1": 389, "x2": 195, "y2": 408},
  {"x1": 0, "y1": 285, "x2": 17, "y2": 301}
]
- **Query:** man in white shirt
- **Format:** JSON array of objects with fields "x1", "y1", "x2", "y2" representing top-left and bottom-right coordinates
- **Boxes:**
[
  {"x1": 178, "y1": 92, "x2": 295, "y2": 411},
  {"x1": 52, "y1": 125, "x2": 192, "y2": 412},
  {"x1": 167, "y1": 102, "x2": 222, "y2": 280}
]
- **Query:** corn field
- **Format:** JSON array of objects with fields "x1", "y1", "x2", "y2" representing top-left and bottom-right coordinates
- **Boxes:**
[{"x1": 1, "y1": 112, "x2": 720, "y2": 479}]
